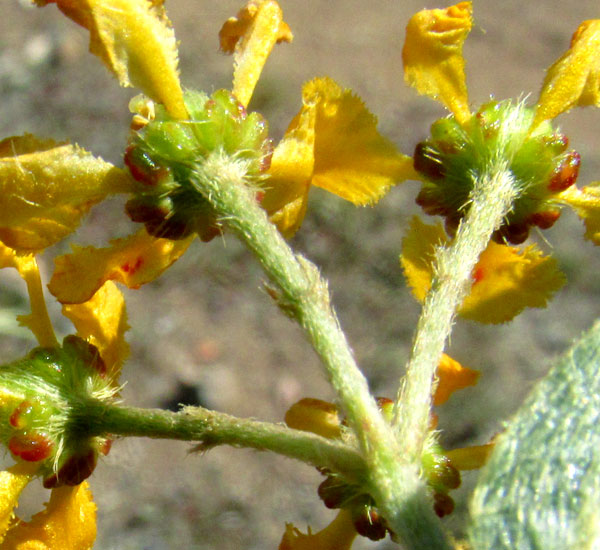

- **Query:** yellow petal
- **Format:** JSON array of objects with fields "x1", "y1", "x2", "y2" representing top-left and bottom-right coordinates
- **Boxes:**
[
  {"x1": 48, "y1": 229, "x2": 194, "y2": 304},
  {"x1": 556, "y1": 184, "x2": 600, "y2": 244},
  {"x1": 262, "y1": 99, "x2": 316, "y2": 237},
  {"x1": 401, "y1": 217, "x2": 566, "y2": 323},
  {"x1": 433, "y1": 353, "x2": 479, "y2": 406},
  {"x1": 402, "y1": 2, "x2": 472, "y2": 124},
  {"x1": 0, "y1": 463, "x2": 39, "y2": 544},
  {"x1": 284, "y1": 398, "x2": 342, "y2": 440},
  {"x1": 0, "y1": 135, "x2": 134, "y2": 253},
  {"x1": 62, "y1": 281, "x2": 129, "y2": 380},
  {"x1": 220, "y1": 0, "x2": 293, "y2": 108},
  {"x1": 445, "y1": 443, "x2": 494, "y2": 471},
  {"x1": 0, "y1": 244, "x2": 57, "y2": 347},
  {"x1": 306, "y1": 77, "x2": 414, "y2": 204},
  {"x1": 2, "y1": 483, "x2": 96, "y2": 550},
  {"x1": 462, "y1": 241, "x2": 566, "y2": 323},
  {"x1": 279, "y1": 510, "x2": 357, "y2": 550},
  {"x1": 37, "y1": 0, "x2": 187, "y2": 119},
  {"x1": 532, "y1": 20, "x2": 600, "y2": 131}
]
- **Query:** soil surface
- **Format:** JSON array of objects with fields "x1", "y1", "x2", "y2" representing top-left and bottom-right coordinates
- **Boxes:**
[{"x1": 2, "y1": 1, "x2": 600, "y2": 549}]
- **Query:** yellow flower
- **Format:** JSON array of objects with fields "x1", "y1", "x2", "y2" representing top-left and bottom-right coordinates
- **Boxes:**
[
  {"x1": 278, "y1": 510, "x2": 357, "y2": 550},
  {"x1": 401, "y1": 2, "x2": 600, "y2": 321},
  {"x1": 7, "y1": 0, "x2": 413, "y2": 303},
  {"x1": 434, "y1": 353, "x2": 479, "y2": 406},
  {"x1": 401, "y1": 217, "x2": 566, "y2": 324},
  {"x1": 0, "y1": 241, "x2": 129, "y2": 548}
]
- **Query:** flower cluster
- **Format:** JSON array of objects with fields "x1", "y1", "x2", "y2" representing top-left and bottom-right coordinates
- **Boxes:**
[
  {"x1": 0, "y1": 0, "x2": 408, "y2": 546},
  {"x1": 401, "y1": 2, "x2": 600, "y2": 324},
  {"x1": 0, "y1": 0, "x2": 599, "y2": 548}
]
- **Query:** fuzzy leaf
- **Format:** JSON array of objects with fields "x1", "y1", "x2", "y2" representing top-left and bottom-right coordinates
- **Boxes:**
[{"x1": 469, "y1": 320, "x2": 600, "y2": 550}]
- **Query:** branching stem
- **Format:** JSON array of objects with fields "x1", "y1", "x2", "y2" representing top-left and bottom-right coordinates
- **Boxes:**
[
  {"x1": 187, "y1": 151, "x2": 452, "y2": 549},
  {"x1": 394, "y1": 164, "x2": 519, "y2": 462}
]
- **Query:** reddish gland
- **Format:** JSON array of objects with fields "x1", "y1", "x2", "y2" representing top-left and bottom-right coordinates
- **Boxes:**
[
  {"x1": 529, "y1": 209, "x2": 561, "y2": 230},
  {"x1": 100, "y1": 438, "x2": 113, "y2": 456},
  {"x1": 433, "y1": 492, "x2": 455, "y2": 517},
  {"x1": 124, "y1": 146, "x2": 169, "y2": 186},
  {"x1": 9, "y1": 401, "x2": 34, "y2": 429},
  {"x1": 121, "y1": 256, "x2": 144, "y2": 275},
  {"x1": 472, "y1": 266, "x2": 485, "y2": 285},
  {"x1": 9, "y1": 432, "x2": 53, "y2": 462},
  {"x1": 43, "y1": 449, "x2": 97, "y2": 488},
  {"x1": 548, "y1": 151, "x2": 581, "y2": 192},
  {"x1": 353, "y1": 508, "x2": 387, "y2": 541}
]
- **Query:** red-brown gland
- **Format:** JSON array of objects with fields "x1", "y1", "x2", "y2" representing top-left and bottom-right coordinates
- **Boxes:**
[
  {"x1": 43, "y1": 449, "x2": 97, "y2": 488},
  {"x1": 9, "y1": 400, "x2": 35, "y2": 429},
  {"x1": 433, "y1": 492, "x2": 455, "y2": 517},
  {"x1": 9, "y1": 432, "x2": 53, "y2": 462},
  {"x1": 352, "y1": 507, "x2": 388, "y2": 541},
  {"x1": 529, "y1": 209, "x2": 562, "y2": 230},
  {"x1": 413, "y1": 142, "x2": 445, "y2": 181},
  {"x1": 548, "y1": 151, "x2": 581, "y2": 192}
]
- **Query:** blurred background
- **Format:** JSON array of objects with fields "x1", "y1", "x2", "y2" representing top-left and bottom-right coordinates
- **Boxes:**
[{"x1": 1, "y1": 1, "x2": 600, "y2": 548}]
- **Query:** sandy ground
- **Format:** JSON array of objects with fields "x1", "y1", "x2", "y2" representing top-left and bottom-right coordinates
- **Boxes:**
[{"x1": 2, "y1": 1, "x2": 600, "y2": 548}]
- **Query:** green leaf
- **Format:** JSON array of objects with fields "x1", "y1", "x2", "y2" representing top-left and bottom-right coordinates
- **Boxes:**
[{"x1": 469, "y1": 320, "x2": 600, "y2": 550}]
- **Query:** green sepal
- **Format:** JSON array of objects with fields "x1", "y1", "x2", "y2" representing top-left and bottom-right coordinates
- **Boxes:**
[{"x1": 468, "y1": 320, "x2": 600, "y2": 549}]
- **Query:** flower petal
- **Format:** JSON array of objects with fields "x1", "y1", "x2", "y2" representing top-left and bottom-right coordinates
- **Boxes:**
[
  {"x1": 0, "y1": 463, "x2": 39, "y2": 544},
  {"x1": 445, "y1": 443, "x2": 494, "y2": 471},
  {"x1": 48, "y1": 229, "x2": 194, "y2": 304},
  {"x1": 279, "y1": 510, "x2": 357, "y2": 550},
  {"x1": 284, "y1": 398, "x2": 342, "y2": 440},
  {"x1": 36, "y1": 0, "x2": 187, "y2": 119},
  {"x1": 434, "y1": 353, "x2": 479, "y2": 406},
  {"x1": 532, "y1": 20, "x2": 600, "y2": 131},
  {"x1": 305, "y1": 77, "x2": 414, "y2": 204},
  {"x1": 556, "y1": 184, "x2": 600, "y2": 244},
  {"x1": 400, "y1": 217, "x2": 447, "y2": 304},
  {"x1": 220, "y1": 0, "x2": 293, "y2": 108},
  {"x1": 2, "y1": 482, "x2": 96, "y2": 550},
  {"x1": 262, "y1": 98, "x2": 316, "y2": 237},
  {"x1": 401, "y1": 217, "x2": 566, "y2": 323},
  {"x1": 0, "y1": 244, "x2": 57, "y2": 347},
  {"x1": 0, "y1": 135, "x2": 134, "y2": 253},
  {"x1": 62, "y1": 281, "x2": 129, "y2": 380},
  {"x1": 462, "y1": 241, "x2": 566, "y2": 323},
  {"x1": 402, "y1": 2, "x2": 472, "y2": 124}
]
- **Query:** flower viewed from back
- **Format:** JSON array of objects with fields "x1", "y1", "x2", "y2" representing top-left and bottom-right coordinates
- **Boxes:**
[
  {"x1": 0, "y1": 243, "x2": 129, "y2": 548},
  {"x1": 0, "y1": 0, "x2": 411, "y2": 306},
  {"x1": 401, "y1": 2, "x2": 600, "y2": 322}
]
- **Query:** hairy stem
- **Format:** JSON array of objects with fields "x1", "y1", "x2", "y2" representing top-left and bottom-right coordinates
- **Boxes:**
[
  {"x1": 394, "y1": 164, "x2": 518, "y2": 460},
  {"x1": 192, "y1": 152, "x2": 451, "y2": 547},
  {"x1": 80, "y1": 401, "x2": 366, "y2": 480},
  {"x1": 195, "y1": 153, "x2": 393, "y2": 458}
]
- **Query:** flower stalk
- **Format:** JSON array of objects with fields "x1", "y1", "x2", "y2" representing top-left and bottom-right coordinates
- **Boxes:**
[
  {"x1": 192, "y1": 151, "x2": 453, "y2": 547},
  {"x1": 77, "y1": 400, "x2": 367, "y2": 481},
  {"x1": 194, "y1": 152, "x2": 394, "y2": 458},
  {"x1": 394, "y1": 162, "x2": 519, "y2": 459}
]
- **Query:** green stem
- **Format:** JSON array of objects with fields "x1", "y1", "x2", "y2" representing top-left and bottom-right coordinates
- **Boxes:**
[
  {"x1": 81, "y1": 401, "x2": 366, "y2": 480},
  {"x1": 195, "y1": 153, "x2": 393, "y2": 458},
  {"x1": 194, "y1": 152, "x2": 451, "y2": 548},
  {"x1": 394, "y1": 164, "x2": 519, "y2": 460}
]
